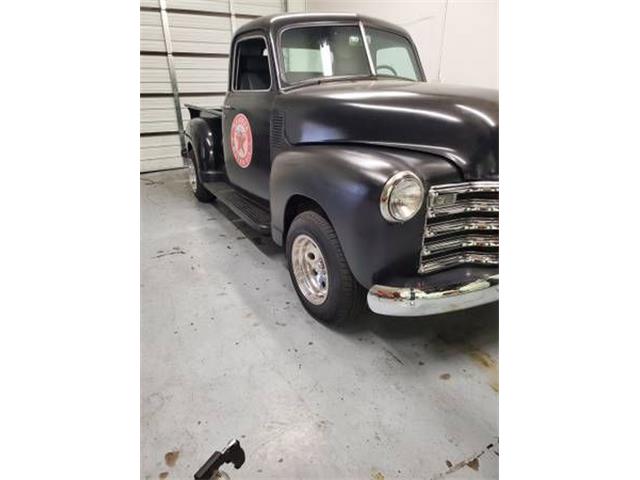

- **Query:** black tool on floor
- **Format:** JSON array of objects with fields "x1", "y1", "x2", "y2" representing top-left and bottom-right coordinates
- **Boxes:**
[{"x1": 194, "y1": 439, "x2": 246, "y2": 480}]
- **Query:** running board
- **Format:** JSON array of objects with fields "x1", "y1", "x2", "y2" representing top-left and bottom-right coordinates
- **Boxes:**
[{"x1": 204, "y1": 181, "x2": 271, "y2": 234}]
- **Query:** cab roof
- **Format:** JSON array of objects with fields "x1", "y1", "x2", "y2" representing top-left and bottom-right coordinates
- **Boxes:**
[{"x1": 233, "y1": 12, "x2": 411, "y2": 40}]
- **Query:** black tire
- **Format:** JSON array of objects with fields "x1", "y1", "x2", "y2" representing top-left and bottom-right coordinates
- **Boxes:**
[
  {"x1": 286, "y1": 211, "x2": 366, "y2": 325},
  {"x1": 186, "y1": 148, "x2": 214, "y2": 202}
]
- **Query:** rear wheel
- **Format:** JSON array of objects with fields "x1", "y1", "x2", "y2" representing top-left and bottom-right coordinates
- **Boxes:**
[
  {"x1": 286, "y1": 211, "x2": 365, "y2": 325},
  {"x1": 185, "y1": 148, "x2": 214, "y2": 202}
]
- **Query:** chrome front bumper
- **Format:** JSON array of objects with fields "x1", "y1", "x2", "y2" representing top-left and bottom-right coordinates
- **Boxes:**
[{"x1": 367, "y1": 275, "x2": 499, "y2": 317}]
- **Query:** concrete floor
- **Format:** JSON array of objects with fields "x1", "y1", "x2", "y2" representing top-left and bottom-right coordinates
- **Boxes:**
[{"x1": 141, "y1": 169, "x2": 499, "y2": 480}]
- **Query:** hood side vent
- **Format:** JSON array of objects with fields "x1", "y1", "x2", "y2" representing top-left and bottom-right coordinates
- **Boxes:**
[{"x1": 270, "y1": 110, "x2": 287, "y2": 154}]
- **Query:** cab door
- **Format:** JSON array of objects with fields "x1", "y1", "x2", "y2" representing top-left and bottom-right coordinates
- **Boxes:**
[{"x1": 222, "y1": 33, "x2": 275, "y2": 201}]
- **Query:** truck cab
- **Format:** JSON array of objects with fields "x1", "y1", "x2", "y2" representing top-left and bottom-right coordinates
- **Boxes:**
[{"x1": 184, "y1": 13, "x2": 499, "y2": 324}]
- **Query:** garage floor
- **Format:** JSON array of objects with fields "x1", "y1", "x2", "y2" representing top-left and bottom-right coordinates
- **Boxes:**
[{"x1": 141, "y1": 169, "x2": 499, "y2": 480}]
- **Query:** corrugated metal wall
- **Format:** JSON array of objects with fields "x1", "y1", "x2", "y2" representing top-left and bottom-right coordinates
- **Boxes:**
[{"x1": 140, "y1": 0, "x2": 286, "y2": 172}]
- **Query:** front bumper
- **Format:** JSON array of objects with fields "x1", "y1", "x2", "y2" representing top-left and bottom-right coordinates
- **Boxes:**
[{"x1": 367, "y1": 274, "x2": 498, "y2": 317}]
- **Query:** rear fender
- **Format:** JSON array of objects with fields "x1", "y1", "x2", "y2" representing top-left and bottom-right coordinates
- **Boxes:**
[{"x1": 184, "y1": 117, "x2": 222, "y2": 172}]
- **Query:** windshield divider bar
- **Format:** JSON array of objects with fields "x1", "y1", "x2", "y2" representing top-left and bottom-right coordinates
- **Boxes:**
[{"x1": 359, "y1": 21, "x2": 375, "y2": 77}]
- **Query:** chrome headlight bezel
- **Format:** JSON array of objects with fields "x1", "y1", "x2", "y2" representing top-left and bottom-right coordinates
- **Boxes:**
[{"x1": 380, "y1": 171, "x2": 425, "y2": 223}]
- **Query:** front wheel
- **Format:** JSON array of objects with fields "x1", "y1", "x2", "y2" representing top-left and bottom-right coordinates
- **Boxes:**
[{"x1": 286, "y1": 211, "x2": 365, "y2": 325}]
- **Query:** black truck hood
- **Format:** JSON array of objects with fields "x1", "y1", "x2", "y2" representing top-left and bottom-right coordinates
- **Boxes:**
[{"x1": 279, "y1": 80, "x2": 499, "y2": 180}]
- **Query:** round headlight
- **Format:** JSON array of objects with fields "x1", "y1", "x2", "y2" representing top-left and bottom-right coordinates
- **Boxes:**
[{"x1": 380, "y1": 171, "x2": 425, "y2": 222}]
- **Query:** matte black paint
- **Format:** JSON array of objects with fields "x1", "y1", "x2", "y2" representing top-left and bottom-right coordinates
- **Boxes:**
[
  {"x1": 270, "y1": 145, "x2": 460, "y2": 287},
  {"x1": 221, "y1": 31, "x2": 278, "y2": 200},
  {"x1": 222, "y1": 89, "x2": 275, "y2": 200},
  {"x1": 185, "y1": 13, "x2": 499, "y2": 290},
  {"x1": 185, "y1": 117, "x2": 217, "y2": 173},
  {"x1": 278, "y1": 81, "x2": 498, "y2": 181}
]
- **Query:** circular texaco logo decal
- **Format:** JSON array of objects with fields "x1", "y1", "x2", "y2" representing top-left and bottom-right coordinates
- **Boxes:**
[{"x1": 230, "y1": 113, "x2": 253, "y2": 168}]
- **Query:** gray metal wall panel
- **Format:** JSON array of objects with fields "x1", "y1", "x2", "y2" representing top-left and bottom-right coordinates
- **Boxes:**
[
  {"x1": 174, "y1": 56, "x2": 229, "y2": 93},
  {"x1": 168, "y1": 12, "x2": 231, "y2": 54},
  {"x1": 141, "y1": 56, "x2": 228, "y2": 95},
  {"x1": 141, "y1": 134, "x2": 182, "y2": 172},
  {"x1": 140, "y1": 0, "x2": 285, "y2": 172},
  {"x1": 140, "y1": 55, "x2": 172, "y2": 94},
  {"x1": 141, "y1": 97, "x2": 180, "y2": 133},
  {"x1": 165, "y1": 0, "x2": 229, "y2": 13},
  {"x1": 140, "y1": 10, "x2": 165, "y2": 52},
  {"x1": 141, "y1": 95, "x2": 225, "y2": 135},
  {"x1": 234, "y1": 0, "x2": 283, "y2": 16},
  {"x1": 235, "y1": 16, "x2": 257, "y2": 29}
]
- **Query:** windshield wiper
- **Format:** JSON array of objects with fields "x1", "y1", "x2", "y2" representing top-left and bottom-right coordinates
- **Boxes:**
[
  {"x1": 284, "y1": 74, "x2": 373, "y2": 91},
  {"x1": 374, "y1": 74, "x2": 418, "y2": 82}
]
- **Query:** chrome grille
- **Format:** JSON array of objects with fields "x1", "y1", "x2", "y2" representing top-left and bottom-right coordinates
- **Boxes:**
[{"x1": 420, "y1": 181, "x2": 499, "y2": 274}]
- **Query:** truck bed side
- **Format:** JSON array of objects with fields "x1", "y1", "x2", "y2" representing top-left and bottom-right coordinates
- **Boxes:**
[{"x1": 185, "y1": 104, "x2": 223, "y2": 120}]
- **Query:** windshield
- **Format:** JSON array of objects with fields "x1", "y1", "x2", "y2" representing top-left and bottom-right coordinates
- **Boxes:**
[
  {"x1": 280, "y1": 25, "x2": 370, "y2": 86},
  {"x1": 367, "y1": 28, "x2": 421, "y2": 81},
  {"x1": 279, "y1": 25, "x2": 422, "y2": 87}
]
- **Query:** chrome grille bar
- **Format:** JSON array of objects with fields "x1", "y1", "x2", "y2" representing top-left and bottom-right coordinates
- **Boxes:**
[
  {"x1": 428, "y1": 198, "x2": 499, "y2": 218},
  {"x1": 422, "y1": 234, "x2": 499, "y2": 256},
  {"x1": 427, "y1": 181, "x2": 499, "y2": 196},
  {"x1": 425, "y1": 217, "x2": 499, "y2": 238},
  {"x1": 420, "y1": 181, "x2": 499, "y2": 274},
  {"x1": 419, "y1": 252, "x2": 499, "y2": 274}
]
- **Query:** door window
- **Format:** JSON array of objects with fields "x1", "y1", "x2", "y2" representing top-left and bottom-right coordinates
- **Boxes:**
[{"x1": 234, "y1": 37, "x2": 271, "y2": 91}]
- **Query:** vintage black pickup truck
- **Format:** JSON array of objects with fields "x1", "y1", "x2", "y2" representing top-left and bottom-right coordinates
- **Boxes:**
[{"x1": 183, "y1": 13, "x2": 498, "y2": 325}]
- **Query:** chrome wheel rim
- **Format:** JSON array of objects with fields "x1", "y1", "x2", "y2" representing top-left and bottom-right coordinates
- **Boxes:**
[
  {"x1": 186, "y1": 154, "x2": 197, "y2": 193},
  {"x1": 291, "y1": 234, "x2": 329, "y2": 305}
]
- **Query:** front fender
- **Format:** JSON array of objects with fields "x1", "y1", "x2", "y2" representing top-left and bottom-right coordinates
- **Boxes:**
[{"x1": 270, "y1": 145, "x2": 460, "y2": 288}]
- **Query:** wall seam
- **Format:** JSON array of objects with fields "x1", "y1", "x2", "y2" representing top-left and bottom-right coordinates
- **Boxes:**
[
  {"x1": 228, "y1": 0, "x2": 237, "y2": 32},
  {"x1": 158, "y1": 0, "x2": 186, "y2": 159},
  {"x1": 436, "y1": 0, "x2": 449, "y2": 83}
]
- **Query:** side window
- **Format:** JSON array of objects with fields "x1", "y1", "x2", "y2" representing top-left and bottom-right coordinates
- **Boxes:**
[{"x1": 234, "y1": 37, "x2": 271, "y2": 91}]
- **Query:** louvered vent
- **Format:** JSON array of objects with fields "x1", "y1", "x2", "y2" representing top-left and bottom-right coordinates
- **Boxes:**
[{"x1": 270, "y1": 110, "x2": 286, "y2": 153}]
